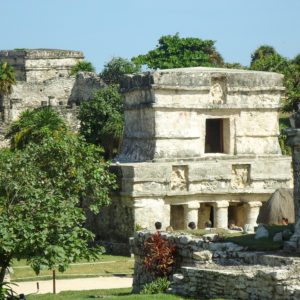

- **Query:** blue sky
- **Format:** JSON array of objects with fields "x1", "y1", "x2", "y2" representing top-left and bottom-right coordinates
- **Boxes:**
[{"x1": 1, "y1": 0, "x2": 300, "y2": 72}]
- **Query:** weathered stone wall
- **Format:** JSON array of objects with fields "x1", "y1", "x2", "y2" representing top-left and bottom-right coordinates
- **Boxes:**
[
  {"x1": 0, "y1": 49, "x2": 105, "y2": 145},
  {"x1": 119, "y1": 68, "x2": 284, "y2": 162},
  {"x1": 100, "y1": 67, "x2": 292, "y2": 245},
  {"x1": 0, "y1": 49, "x2": 84, "y2": 82},
  {"x1": 0, "y1": 73, "x2": 104, "y2": 124},
  {"x1": 174, "y1": 265, "x2": 300, "y2": 300},
  {"x1": 132, "y1": 231, "x2": 300, "y2": 299},
  {"x1": 102, "y1": 156, "x2": 291, "y2": 238}
]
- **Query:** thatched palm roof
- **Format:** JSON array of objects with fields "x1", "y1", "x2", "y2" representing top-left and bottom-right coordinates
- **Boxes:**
[{"x1": 257, "y1": 188, "x2": 294, "y2": 224}]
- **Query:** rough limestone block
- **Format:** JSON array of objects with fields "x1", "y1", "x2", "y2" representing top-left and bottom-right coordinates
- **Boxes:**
[
  {"x1": 193, "y1": 250, "x2": 213, "y2": 263},
  {"x1": 255, "y1": 225, "x2": 269, "y2": 239},
  {"x1": 273, "y1": 232, "x2": 283, "y2": 242}
]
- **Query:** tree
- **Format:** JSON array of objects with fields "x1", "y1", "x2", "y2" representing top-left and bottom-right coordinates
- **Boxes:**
[
  {"x1": 250, "y1": 45, "x2": 278, "y2": 65},
  {"x1": 101, "y1": 57, "x2": 141, "y2": 85},
  {"x1": 224, "y1": 62, "x2": 247, "y2": 70},
  {"x1": 132, "y1": 33, "x2": 224, "y2": 69},
  {"x1": 5, "y1": 107, "x2": 67, "y2": 150},
  {"x1": 292, "y1": 54, "x2": 300, "y2": 66},
  {"x1": 250, "y1": 45, "x2": 300, "y2": 112},
  {"x1": 0, "y1": 131, "x2": 116, "y2": 283},
  {"x1": 0, "y1": 62, "x2": 16, "y2": 96},
  {"x1": 78, "y1": 85, "x2": 123, "y2": 159},
  {"x1": 70, "y1": 60, "x2": 95, "y2": 75}
]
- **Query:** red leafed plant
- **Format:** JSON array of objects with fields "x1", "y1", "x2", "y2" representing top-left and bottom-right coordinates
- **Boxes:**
[{"x1": 143, "y1": 232, "x2": 176, "y2": 277}]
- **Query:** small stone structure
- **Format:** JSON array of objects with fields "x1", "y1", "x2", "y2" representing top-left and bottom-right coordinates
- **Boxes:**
[
  {"x1": 132, "y1": 231, "x2": 300, "y2": 299},
  {"x1": 0, "y1": 49, "x2": 105, "y2": 146},
  {"x1": 96, "y1": 67, "x2": 291, "y2": 243}
]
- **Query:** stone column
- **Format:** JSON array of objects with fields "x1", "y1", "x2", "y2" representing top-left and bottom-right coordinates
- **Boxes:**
[
  {"x1": 214, "y1": 201, "x2": 229, "y2": 229},
  {"x1": 184, "y1": 202, "x2": 200, "y2": 229},
  {"x1": 285, "y1": 128, "x2": 300, "y2": 251},
  {"x1": 245, "y1": 201, "x2": 262, "y2": 232}
]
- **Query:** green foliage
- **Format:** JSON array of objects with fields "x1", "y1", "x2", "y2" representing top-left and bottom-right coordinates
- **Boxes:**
[
  {"x1": 279, "y1": 117, "x2": 292, "y2": 155},
  {"x1": 140, "y1": 277, "x2": 170, "y2": 295},
  {"x1": 281, "y1": 62, "x2": 300, "y2": 112},
  {"x1": 78, "y1": 85, "x2": 123, "y2": 159},
  {"x1": 70, "y1": 60, "x2": 95, "y2": 76},
  {"x1": 224, "y1": 62, "x2": 247, "y2": 69},
  {"x1": 0, "y1": 62, "x2": 16, "y2": 96},
  {"x1": 132, "y1": 33, "x2": 224, "y2": 69},
  {"x1": 143, "y1": 232, "x2": 176, "y2": 277},
  {"x1": 26, "y1": 287, "x2": 190, "y2": 299},
  {"x1": 135, "y1": 224, "x2": 143, "y2": 231},
  {"x1": 293, "y1": 53, "x2": 300, "y2": 66},
  {"x1": 101, "y1": 57, "x2": 141, "y2": 85},
  {"x1": 0, "y1": 282, "x2": 18, "y2": 300},
  {"x1": 250, "y1": 45, "x2": 300, "y2": 112},
  {"x1": 6, "y1": 107, "x2": 67, "y2": 150},
  {"x1": 0, "y1": 129, "x2": 116, "y2": 282},
  {"x1": 250, "y1": 45, "x2": 278, "y2": 66}
]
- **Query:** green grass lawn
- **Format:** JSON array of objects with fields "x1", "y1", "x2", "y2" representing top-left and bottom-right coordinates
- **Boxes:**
[
  {"x1": 11, "y1": 255, "x2": 134, "y2": 282},
  {"x1": 26, "y1": 288, "x2": 193, "y2": 300}
]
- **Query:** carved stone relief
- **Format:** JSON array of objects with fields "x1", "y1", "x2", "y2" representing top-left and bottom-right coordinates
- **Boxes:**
[
  {"x1": 210, "y1": 75, "x2": 227, "y2": 104},
  {"x1": 171, "y1": 165, "x2": 188, "y2": 191},
  {"x1": 231, "y1": 164, "x2": 250, "y2": 189}
]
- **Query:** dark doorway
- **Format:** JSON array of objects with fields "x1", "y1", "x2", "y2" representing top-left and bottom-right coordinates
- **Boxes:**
[
  {"x1": 210, "y1": 206, "x2": 214, "y2": 227},
  {"x1": 205, "y1": 118, "x2": 224, "y2": 153},
  {"x1": 170, "y1": 205, "x2": 185, "y2": 230}
]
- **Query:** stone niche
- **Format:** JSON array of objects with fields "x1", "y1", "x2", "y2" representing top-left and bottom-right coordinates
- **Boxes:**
[{"x1": 97, "y1": 67, "x2": 292, "y2": 244}]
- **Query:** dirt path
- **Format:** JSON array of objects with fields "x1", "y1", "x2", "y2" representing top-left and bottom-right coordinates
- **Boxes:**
[{"x1": 13, "y1": 276, "x2": 133, "y2": 295}]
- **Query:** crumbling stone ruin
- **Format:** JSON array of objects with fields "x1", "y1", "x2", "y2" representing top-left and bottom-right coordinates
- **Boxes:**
[
  {"x1": 0, "y1": 51, "x2": 293, "y2": 250},
  {"x1": 132, "y1": 231, "x2": 300, "y2": 299},
  {"x1": 0, "y1": 49, "x2": 105, "y2": 146},
  {"x1": 95, "y1": 67, "x2": 292, "y2": 244}
]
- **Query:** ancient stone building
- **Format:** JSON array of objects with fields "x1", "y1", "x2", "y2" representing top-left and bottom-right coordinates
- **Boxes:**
[
  {"x1": 0, "y1": 49, "x2": 104, "y2": 145},
  {"x1": 96, "y1": 67, "x2": 292, "y2": 243}
]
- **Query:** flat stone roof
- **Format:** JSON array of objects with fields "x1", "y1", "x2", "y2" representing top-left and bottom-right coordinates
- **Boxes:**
[
  {"x1": 120, "y1": 67, "x2": 284, "y2": 92},
  {"x1": 0, "y1": 49, "x2": 84, "y2": 59}
]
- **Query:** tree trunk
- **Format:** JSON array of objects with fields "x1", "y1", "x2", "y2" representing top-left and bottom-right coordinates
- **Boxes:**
[{"x1": 0, "y1": 265, "x2": 8, "y2": 283}]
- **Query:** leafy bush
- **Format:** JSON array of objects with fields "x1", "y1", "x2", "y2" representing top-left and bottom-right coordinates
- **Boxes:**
[
  {"x1": 101, "y1": 57, "x2": 141, "y2": 85},
  {"x1": 279, "y1": 117, "x2": 292, "y2": 155},
  {"x1": 0, "y1": 282, "x2": 18, "y2": 300},
  {"x1": 6, "y1": 107, "x2": 68, "y2": 150},
  {"x1": 140, "y1": 277, "x2": 170, "y2": 295},
  {"x1": 78, "y1": 85, "x2": 123, "y2": 159},
  {"x1": 70, "y1": 60, "x2": 95, "y2": 75},
  {"x1": 143, "y1": 232, "x2": 176, "y2": 277},
  {"x1": 0, "y1": 62, "x2": 16, "y2": 96}
]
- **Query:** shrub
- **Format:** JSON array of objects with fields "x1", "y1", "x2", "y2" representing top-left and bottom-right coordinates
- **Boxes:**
[
  {"x1": 143, "y1": 232, "x2": 176, "y2": 277},
  {"x1": 78, "y1": 85, "x2": 123, "y2": 159},
  {"x1": 140, "y1": 277, "x2": 170, "y2": 294},
  {"x1": 279, "y1": 117, "x2": 292, "y2": 155},
  {"x1": 0, "y1": 62, "x2": 16, "y2": 96},
  {"x1": 70, "y1": 60, "x2": 95, "y2": 75},
  {"x1": 0, "y1": 282, "x2": 18, "y2": 300}
]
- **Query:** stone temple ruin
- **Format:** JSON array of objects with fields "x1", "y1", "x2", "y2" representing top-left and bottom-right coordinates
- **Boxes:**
[
  {"x1": 0, "y1": 49, "x2": 293, "y2": 246},
  {"x1": 96, "y1": 67, "x2": 292, "y2": 243},
  {"x1": 0, "y1": 49, "x2": 104, "y2": 146}
]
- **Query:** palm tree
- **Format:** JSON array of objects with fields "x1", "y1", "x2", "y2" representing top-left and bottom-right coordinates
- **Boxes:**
[
  {"x1": 5, "y1": 107, "x2": 68, "y2": 150},
  {"x1": 0, "y1": 62, "x2": 16, "y2": 96}
]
